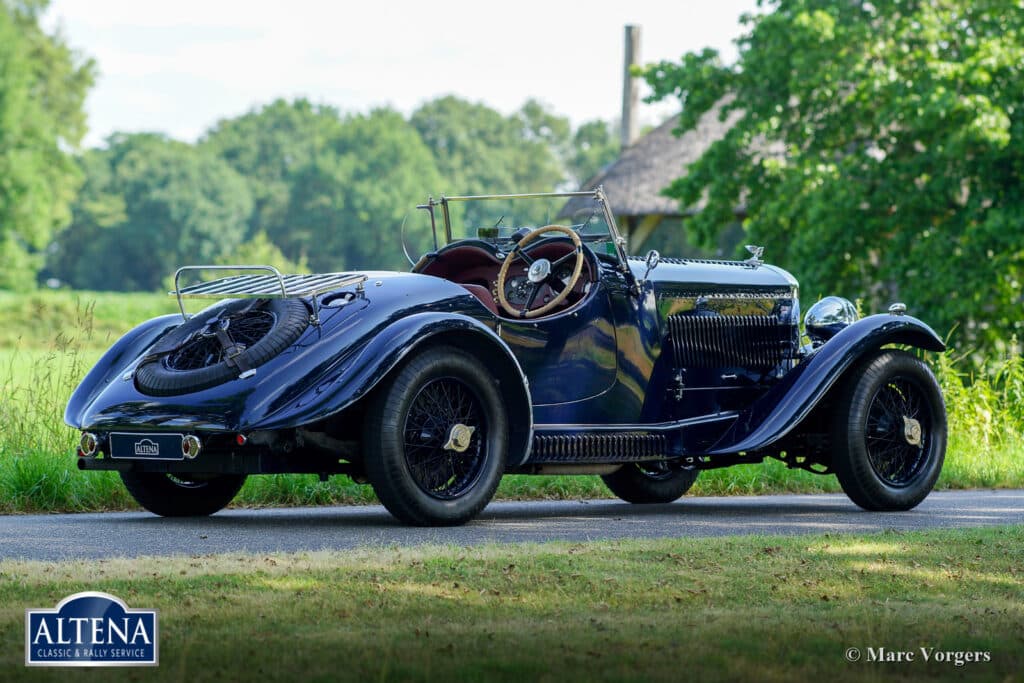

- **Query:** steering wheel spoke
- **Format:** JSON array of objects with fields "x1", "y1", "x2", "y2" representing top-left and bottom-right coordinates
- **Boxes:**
[
  {"x1": 522, "y1": 283, "x2": 544, "y2": 313},
  {"x1": 495, "y1": 225, "x2": 586, "y2": 319},
  {"x1": 551, "y1": 250, "x2": 578, "y2": 268},
  {"x1": 513, "y1": 246, "x2": 536, "y2": 266},
  {"x1": 544, "y1": 274, "x2": 568, "y2": 295}
]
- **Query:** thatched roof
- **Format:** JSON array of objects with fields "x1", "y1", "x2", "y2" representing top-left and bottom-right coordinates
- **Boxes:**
[{"x1": 566, "y1": 100, "x2": 741, "y2": 218}]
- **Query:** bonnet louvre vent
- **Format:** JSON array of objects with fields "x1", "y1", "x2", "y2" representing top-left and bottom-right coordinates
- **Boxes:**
[{"x1": 668, "y1": 314, "x2": 790, "y2": 370}]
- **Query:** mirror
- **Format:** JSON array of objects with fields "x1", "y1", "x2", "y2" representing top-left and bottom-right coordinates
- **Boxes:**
[
  {"x1": 643, "y1": 249, "x2": 660, "y2": 279},
  {"x1": 633, "y1": 249, "x2": 660, "y2": 295}
]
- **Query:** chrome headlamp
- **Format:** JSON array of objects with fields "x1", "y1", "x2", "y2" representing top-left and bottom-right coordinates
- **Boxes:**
[{"x1": 804, "y1": 296, "x2": 858, "y2": 346}]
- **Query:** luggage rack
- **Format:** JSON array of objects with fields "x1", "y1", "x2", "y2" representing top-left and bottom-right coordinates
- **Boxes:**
[{"x1": 171, "y1": 265, "x2": 367, "y2": 323}]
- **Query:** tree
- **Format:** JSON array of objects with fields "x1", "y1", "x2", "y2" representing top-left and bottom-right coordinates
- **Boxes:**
[
  {"x1": 47, "y1": 134, "x2": 252, "y2": 291},
  {"x1": 0, "y1": 0, "x2": 94, "y2": 289},
  {"x1": 410, "y1": 96, "x2": 571, "y2": 197},
  {"x1": 200, "y1": 99, "x2": 344, "y2": 238},
  {"x1": 216, "y1": 231, "x2": 309, "y2": 275},
  {"x1": 567, "y1": 119, "x2": 619, "y2": 186},
  {"x1": 645, "y1": 0, "x2": 1024, "y2": 355},
  {"x1": 282, "y1": 109, "x2": 443, "y2": 272}
]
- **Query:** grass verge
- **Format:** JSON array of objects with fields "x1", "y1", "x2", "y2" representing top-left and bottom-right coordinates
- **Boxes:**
[{"x1": 1, "y1": 525, "x2": 1022, "y2": 681}]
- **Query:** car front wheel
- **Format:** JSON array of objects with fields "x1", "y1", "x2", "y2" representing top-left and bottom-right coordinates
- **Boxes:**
[
  {"x1": 120, "y1": 472, "x2": 247, "y2": 516},
  {"x1": 363, "y1": 346, "x2": 508, "y2": 526},
  {"x1": 831, "y1": 350, "x2": 946, "y2": 511},
  {"x1": 601, "y1": 461, "x2": 699, "y2": 504}
]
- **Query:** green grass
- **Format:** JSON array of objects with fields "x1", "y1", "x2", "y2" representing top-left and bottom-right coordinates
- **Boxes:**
[
  {"x1": 0, "y1": 290, "x2": 1022, "y2": 513},
  {"x1": 0, "y1": 290, "x2": 175, "y2": 352},
  {"x1": 1, "y1": 525, "x2": 1021, "y2": 681}
]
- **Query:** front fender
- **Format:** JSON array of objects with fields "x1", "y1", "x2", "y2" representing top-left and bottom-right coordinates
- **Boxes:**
[
  {"x1": 705, "y1": 313, "x2": 945, "y2": 455},
  {"x1": 254, "y1": 311, "x2": 535, "y2": 466},
  {"x1": 65, "y1": 314, "x2": 182, "y2": 428}
]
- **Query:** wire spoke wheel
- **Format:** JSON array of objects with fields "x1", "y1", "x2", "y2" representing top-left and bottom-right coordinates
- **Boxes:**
[
  {"x1": 402, "y1": 377, "x2": 487, "y2": 500},
  {"x1": 165, "y1": 311, "x2": 275, "y2": 371},
  {"x1": 119, "y1": 471, "x2": 246, "y2": 517},
  {"x1": 602, "y1": 459, "x2": 699, "y2": 504},
  {"x1": 832, "y1": 350, "x2": 946, "y2": 511},
  {"x1": 363, "y1": 346, "x2": 508, "y2": 526},
  {"x1": 634, "y1": 460, "x2": 679, "y2": 482},
  {"x1": 864, "y1": 377, "x2": 929, "y2": 487},
  {"x1": 134, "y1": 298, "x2": 309, "y2": 396}
]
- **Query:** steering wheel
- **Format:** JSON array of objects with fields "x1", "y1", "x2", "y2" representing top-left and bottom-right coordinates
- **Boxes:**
[{"x1": 495, "y1": 225, "x2": 586, "y2": 319}]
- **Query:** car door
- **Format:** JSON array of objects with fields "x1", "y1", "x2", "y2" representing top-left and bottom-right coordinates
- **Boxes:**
[{"x1": 497, "y1": 279, "x2": 618, "y2": 405}]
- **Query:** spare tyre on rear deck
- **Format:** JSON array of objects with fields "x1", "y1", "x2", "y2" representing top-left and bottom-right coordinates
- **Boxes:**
[{"x1": 134, "y1": 298, "x2": 310, "y2": 396}]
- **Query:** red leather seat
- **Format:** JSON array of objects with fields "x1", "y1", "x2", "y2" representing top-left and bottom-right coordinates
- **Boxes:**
[{"x1": 460, "y1": 284, "x2": 499, "y2": 315}]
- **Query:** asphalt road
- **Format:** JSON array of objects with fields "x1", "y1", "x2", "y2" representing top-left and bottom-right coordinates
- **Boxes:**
[{"x1": 1, "y1": 490, "x2": 1021, "y2": 561}]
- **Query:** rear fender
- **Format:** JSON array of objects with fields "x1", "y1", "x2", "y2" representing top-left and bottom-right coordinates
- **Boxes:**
[
  {"x1": 705, "y1": 313, "x2": 945, "y2": 454},
  {"x1": 65, "y1": 314, "x2": 182, "y2": 428},
  {"x1": 255, "y1": 312, "x2": 535, "y2": 466}
]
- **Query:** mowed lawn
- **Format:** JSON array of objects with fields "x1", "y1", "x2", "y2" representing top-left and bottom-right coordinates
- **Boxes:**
[{"x1": 0, "y1": 526, "x2": 1021, "y2": 682}]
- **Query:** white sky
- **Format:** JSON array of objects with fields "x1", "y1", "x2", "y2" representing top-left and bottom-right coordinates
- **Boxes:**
[{"x1": 44, "y1": 0, "x2": 760, "y2": 148}]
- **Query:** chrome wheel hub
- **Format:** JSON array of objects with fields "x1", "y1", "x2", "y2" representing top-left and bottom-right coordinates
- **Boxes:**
[
  {"x1": 902, "y1": 416, "x2": 922, "y2": 447},
  {"x1": 443, "y1": 423, "x2": 476, "y2": 453}
]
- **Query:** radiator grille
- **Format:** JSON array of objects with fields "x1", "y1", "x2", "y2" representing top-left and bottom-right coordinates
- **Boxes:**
[
  {"x1": 668, "y1": 314, "x2": 791, "y2": 370},
  {"x1": 528, "y1": 433, "x2": 666, "y2": 463}
]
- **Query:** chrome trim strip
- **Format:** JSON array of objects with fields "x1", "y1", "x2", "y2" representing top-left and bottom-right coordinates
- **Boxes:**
[
  {"x1": 442, "y1": 191, "x2": 599, "y2": 201},
  {"x1": 656, "y1": 290, "x2": 794, "y2": 300},
  {"x1": 533, "y1": 412, "x2": 739, "y2": 433}
]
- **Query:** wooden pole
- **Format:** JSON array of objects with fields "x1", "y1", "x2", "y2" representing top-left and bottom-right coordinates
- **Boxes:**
[{"x1": 621, "y1": 25, "x2": 641, "y2": 150}]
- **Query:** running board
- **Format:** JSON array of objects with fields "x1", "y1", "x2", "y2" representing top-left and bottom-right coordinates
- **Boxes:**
[
  {"x1": 526, "y1": 432, "x2": 667, "y2": 464},
  {"x1": 525, "y1": 413, "x2": 740, "y2": 464}
]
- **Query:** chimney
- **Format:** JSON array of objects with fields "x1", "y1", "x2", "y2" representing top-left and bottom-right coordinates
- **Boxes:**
[{"x1": 621, "y1": 24, "x2": 641, "y2": 150}]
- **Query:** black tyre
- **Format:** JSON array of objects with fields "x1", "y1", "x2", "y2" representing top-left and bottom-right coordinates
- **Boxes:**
[
  {"x1": 364, "y1": 346, "x2": 507, "y2": 526},
  {"x1": 120, "y1": 471, "x2": 246, "y2": 517},
  {"x1": 832, "y1": 350, "x2": 946, "y2": 511},
  {"x1": 135, "y1": 298, "x2": 309, "y2": 396},
  {"x1": 601, "y1": 461, "x2": 699, "y2": 504}
]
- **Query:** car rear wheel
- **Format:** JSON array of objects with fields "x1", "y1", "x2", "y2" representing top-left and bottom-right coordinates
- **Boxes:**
[
  {"x1": 363, "y1": 346, "x2": 507, "y2": 526},
  {"x1": 831, "y1": 350, "x2": 946, "y2": 511},
  {"x1": 364, "y1": 348, "x2": 507, "y2": 528},
  {"x1": 119, "y1": 472, "x2": 247, "y2": 517},
  {"x1": 601, "y1": 461, "x2": 699, "y2": 504}
]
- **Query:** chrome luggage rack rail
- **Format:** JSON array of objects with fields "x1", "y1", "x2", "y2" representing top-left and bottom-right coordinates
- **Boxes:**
[{"x1": 171, "y1": 265, "x2": 367, "y2": 322}]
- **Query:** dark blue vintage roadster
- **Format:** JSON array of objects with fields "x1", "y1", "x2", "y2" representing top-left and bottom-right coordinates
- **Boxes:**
[{"x1": 67, "y1": 190, "x2": 947, "y2": 525}]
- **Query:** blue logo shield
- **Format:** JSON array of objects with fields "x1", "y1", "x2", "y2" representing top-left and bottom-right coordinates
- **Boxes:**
[{"x1": 25, "y1": 592, "x2": 158, "y2": 667}]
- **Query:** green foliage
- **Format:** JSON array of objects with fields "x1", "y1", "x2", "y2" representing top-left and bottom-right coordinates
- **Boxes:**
[
  {"x1": 933, "y1": 348, "x2": 1024, "y2": 486},
  {"x1": 0, "y1": 289, "x2": 175, "y2": 350},
  {"x1": 200, "y1": 99, "x2": 344, "y2": 238},
  {"x1": 410, "y1": 96, "x2": 572, "y2": 217},
  {"x1": 0, "y1": 1, "x2": 94, "y2": 289},
  {"x1": 47, "y1": 133, "x2": 253, "y2": 290},
  {"x1": 567, "y1": 119, "x2": 619, "y2": 185},
  {"x1": 215, "y1": 231, "x2": 309, "y2": 275},
  {"x1": 0, "y1": 234, "x2": 42, "y2": 291},
  {"x1": 644, "y1": 0, "x2": 1024, "y2": 356},
  {"x1": 281, "y1": 108, "x2": 443, "y2": 271},
  {"x1": 35, "y1": 94, "x2": 616, "y2": 290}
]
